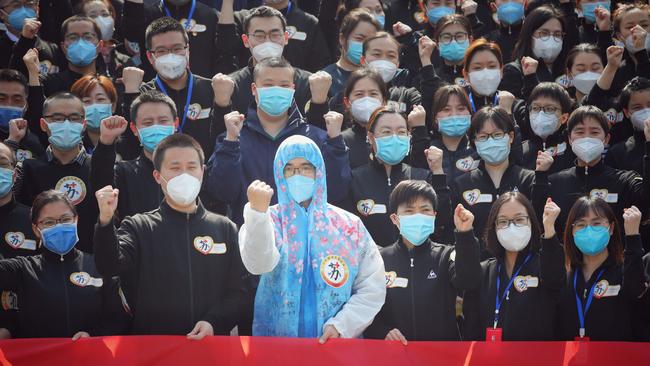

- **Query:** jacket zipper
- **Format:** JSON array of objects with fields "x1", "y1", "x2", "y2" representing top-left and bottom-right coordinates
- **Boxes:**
[
  {"x1": 409, "y1": 252, "x2": 417, "y2": 339},
  {"x1": 186, "y1": 214, "x2": 195, "y2": 325},
  {"x1": 61, "y1": 259, "x2": 71, "y2": 336}
]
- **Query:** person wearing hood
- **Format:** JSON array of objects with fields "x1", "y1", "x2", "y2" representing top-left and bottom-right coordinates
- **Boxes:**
[
  {"x1": 0, "y1": 190, "x2": 128, "y2": 339},
  {"x1": 239, "y1": 135, "x2": 385, "y2": 341},
  {"x1": 94, "y1": 133, "x2": 246, "y2": 337}
]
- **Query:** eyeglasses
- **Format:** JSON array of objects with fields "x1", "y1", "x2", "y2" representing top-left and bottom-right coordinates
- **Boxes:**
[
  {"x1": 533, "y1": 30, "x2": 565, "y2": 42},
  {"x1": 247, "y1": 30, "x2": 285, "y2": 43},
  {"x1": 531, "y1": 105, "x2": 560, "y2": 114},
  {"x1": 572, "y1": 220, "x2": 610, "y2": 231},
  {"x1": 43, "y1": 113, "x2": 84, "y2": 123},
  {"x1": 438, "y1": 32, "x2": 469, "y2": 45},
  {"x1": 496, "y1": 216, "x2": 530, "y2": 229},
  {"x1": 64, "y1": 33, "x2": 99, "y2": 43},
  {"x1": 38, "y1": 214, "x2": 75, "y2": 229},
  {"x1": 151, "y1": 45, "x2": 188, "y2": 58},
  {"x1": 283, "y1": 164, "x2": 316, "y2": 178},
  {"x1": 475, "y1": 132, "x2": 506, "y2": 142}
]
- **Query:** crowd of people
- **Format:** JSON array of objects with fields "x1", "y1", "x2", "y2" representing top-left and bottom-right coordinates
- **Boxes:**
[{"x1": 0, "y1": 0, "x2": 649, "y2": 344}]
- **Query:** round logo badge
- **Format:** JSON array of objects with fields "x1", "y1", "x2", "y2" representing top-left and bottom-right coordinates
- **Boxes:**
[
  {"x1": 69, "y1": 272, "x2": 92, "y2": 287},
  {"x1": 55, "y1": 176, "x2": 86, "y2": 205},
  {"x1": 320, "y1": 255, "x2": 349, "y2": 288}
]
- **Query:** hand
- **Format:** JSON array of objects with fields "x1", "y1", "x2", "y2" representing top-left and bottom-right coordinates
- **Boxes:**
[
  {"x1": 425, "y1": 146, "x2": 444, "y2": 174},
  {"x1": 308, "y1": 71, "x2": 332, "y2": 105},
  {"x1": 542, "y1": 197, "x2": 561, "y2": 238},
  {"x1": 21, "y1": 18, "x2": 41, "y2": 39},
  {"x1": 95, "y1": 185, "x2": 119, "y2": 226},
  {"x1": 187, "y1": 320, "x2": 214, "y2": 340},
  {"x1": 418, "y1": 36, "x2": 436, "y2": 67},
  {"x1": 407, "y1": 105, "x2": 426, "y2": 128},
  {"x1": 595, "y1": 7, "x2": 611, "y2": 32},
  {"x1": 22, "y1": 48, "x2": 40, "y2": 75},
  {"x1": 461, "y1": 0, "x2": 478, "y2": 16},
  {"x1": 623, "y1": 206, "x2": 642, "y2": 236},
  {"x1": 521, "y1": 56, "x2": 538, "y2": 76},
  {"x1": 630, "y1": 25, "x2": 648, "y2": 51},
  {"x1": 224, "y1": 111, "x2": 245, "y2": 141},
  {"x1": 392, "y1": 22, "x2": 412, "y2": 37},
  {"x1": 324, "y1": 111, "x2": 344, "y2": 139},
  {"x1": 644, "y1": 118, "x2": 650, "y2": 142},
  {"x1": 0, "y1": 328, "x2": 11, "y2": 340},
  {"x1": 385, "y1": 328, "x2": 408, "y2": 345},
  {"x1": 122, "y1": 67, "x2": 145, "y2": 93},
  {"x1": 497, "y1": 91, "x2": 516, "y2": 114},
  {"x1": 247, "y1": 180, "x2": 274, "y2": 213},
  {"x1": 535, "y1": 150, "x2": 554, "y2": 172},
  {"x1": 605, "y1": 45, "x2": 624, "y2": 69},
  {"x1": 99, "y1": 115, "x2": 128, "y2": 145},
  {"x1": 454, "y1": 204, "x2": 474, "y2": 232},
  {"x1": 72, "y1": 331, "x2": 90, "y2": 341},
  {"x1": 8, "y1": 119, "x2": 28, "y2": 143},
  {"x1": 318, "y1": 324, "x2": 340, "y2": 344},
  {"x1": 212, "y1": 73, "x2": 235, "y2": 107}
]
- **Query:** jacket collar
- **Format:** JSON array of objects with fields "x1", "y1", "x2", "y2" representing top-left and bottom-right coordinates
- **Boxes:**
[
  {"x1": 42, "y1": 247, "x2": 82, "y2": 262},
  {"x1": 244, "y1": 104, "x2": 306, "y2": 140},
  {"x1": 575, "y1": 158, "x2": 606, "y2": 177},
  {"x1": 159, "y1": 198, "x2": 206, "y2": 221}
]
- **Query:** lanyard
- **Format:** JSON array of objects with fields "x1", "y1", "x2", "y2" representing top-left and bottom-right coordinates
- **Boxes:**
[
  {"x1": 161, "y1": 0, "x2": 197, "y2": 30},
  {"x1": 469, "y1": 91, "x2": 499, "y2": 114},
  {"x1": 573, "y1": 268, "x2": 605, "y2": 338},
  {"x1": 493, "y1": 252, "x2": 532, "y2": 329},
  {"x1": 156, "y1": 72, "x2": 194, "y2": 133}
]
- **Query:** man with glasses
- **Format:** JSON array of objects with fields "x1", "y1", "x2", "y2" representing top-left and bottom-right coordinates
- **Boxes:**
[{"x1": 14, "y1": 92, "x2": 98, "y2": 253}]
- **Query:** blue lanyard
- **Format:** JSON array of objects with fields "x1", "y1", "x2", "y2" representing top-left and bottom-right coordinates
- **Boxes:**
[
  {"x1": 156, "y1": 72, "x2": 194, "y2": 133},
  {"x1": 573, "y1": 268, "x2": 605, "y2": 338},
  {"x1": 286, "y1": 1, "x2": 292, "y2": 15},
  {"x1": 469, "y1": 91, "x2": 499, "y2": 113},
  {"x1": 493, "y1": 252, "x2": 532, "y2": 329},
  {"x1": 161, "y1": 0, "x2": 197, "y2": 30}
]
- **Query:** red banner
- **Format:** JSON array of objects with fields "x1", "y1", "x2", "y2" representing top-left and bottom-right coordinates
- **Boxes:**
[{"x1": 0, "y1": 336, "x2": 648, "y2": 366}]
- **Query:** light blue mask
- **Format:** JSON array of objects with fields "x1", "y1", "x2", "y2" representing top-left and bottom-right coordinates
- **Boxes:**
[
  {"x1": 497, "y1": 2, "x2": 525, "y2": 25},
  {"x1": 574, "y1": 225, "x2": 610, "y2": 256},
  {"x1": 40, "y1": 223, "x2": 79, "y2": 256},
  {"x1": 375, "y1": 135, "x2": 410, "y2": 165},
  {"x1": 374, "y1": 14, "x2": 385, "y2": 29},
  {"x1": 7, "y1": 6, "x2": 36, "y2": 31},
  {"x1": 138, "y1": 124, "x2": 175, "y2": 152},
  {"x1": 475, "y1": 135, "x2": 510, "y2": 164},
  {"x1": 582, "y1": 2, "x2": 610, "y2": 24},
  {"x1": 439, "y1": 39, "x2": 469, "y2": 62},
  {"x1": 438, "y1": 115, "x2": 471, "y2": 137},
  {"x1": 399, "y1": 214, "x2": 436, "y2": 246},
  {"x1": 67, "y1": 39, "x2": 98, "y2": 67},
  {"x1": 286, "y1": 174, "x2": 315, "y2": 203},
  {"x1": 427, "y1": 6, "x2": 455, "y2": 25},
  {"x1": 47, "y1": 120, "x2": 84, "y2": 151},
  {"x1": 0, "y1": 167, "x2": 13, "y2": 197},
  {"x1": 346, "y1": 40, "x2": 363, "y2": 65},
  {"x1": 0, "y1": 106, "x2": 24, "y2": 132},
  {"x1": 84, "y1": 103, "x2": 112, "y2": 130},
  {"x1": 257, "y1": 86, "x2": 295, "y2": 116}
]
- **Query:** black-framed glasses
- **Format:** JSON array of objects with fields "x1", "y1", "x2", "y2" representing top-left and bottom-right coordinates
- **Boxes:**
[
  {"x1": 43, "y1": 113, "x2": 84, "y2": 123},
  {"x1": 283, "y1": 164, "x2": 316, "y2": 178},
  {"x1": 247, "y1": 30, "x2": 285, "y2": 43},
  {"x1": 533, "y1": 30, "x2": 565, "y2": 42},
  {"x1": 530, "y1": 105, "x2": 560, "y2": 114},
  {"x1": 496, "y1": 216, "x2": 530, "y2": 229},
  {"x1": 151, "y1": 45, "x2": 188, "y2": 58},
  {"x1": 64, "y1": 33, "x2": 99, "y2": 43},
  {"x1": 572, "y1": 220, "x2": 609, "y2": 231},
  {"x1": 38, "y1": 214, "x2": 76, "y2": 229},
  {"x1": 475, "y1": 132, "x2": 506, "y2": 142},
  {"x1": 439, "y1": 32, "x2": 469, "y2": 45}
]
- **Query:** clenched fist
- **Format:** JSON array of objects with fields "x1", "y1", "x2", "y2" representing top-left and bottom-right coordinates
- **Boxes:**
[
  {"x1": 22, "y1": 18, "x2": 41, "y2": 39},
  {"x1": 247, "y1": 180, "x2": 274, "y2": 213},
  {"x1": 623, "y1": 206, "x2": 642, "y2": 236},
  {"x1": 407, "y1": 105, "x2": 426, "y2": 128},
  {"x1": 122, "y1": 67, "x2": 145, "y2": 93},
  {"x1": 99, "y1": 115, "x2": 128, "y2": 145},
  {"x1": 542, "y1": 197, "x2": 561, "y2": 238},
  {"x1": 96, "y1": 185, "x2": 119, "y2": 226},
  {"x1": 521, "y1": 56, "x2": 538, "y2": 76},
  {"x1": 535, "y1": 150, "x2": 554, "y2": 172},
  {"x1": 212, "y1": 73, "x2": 235, "y2": 107},
  {"x1": 324, "y1": 111, "x2": 343, "y2": 139},
  {"x1": 309, "y1": 71, "x2": 332, "y2": 105},
  {"x1": 425, "y1": 146, "x2": 444, "y2": 174},
  {"x1": 224, "y1": 111, "x2": 245, "y2": 141},
  {"x1": 8, "y1": 119, "x2": 28, "y2": 143},
  {"x1": 418, "y1": 36, "x2": 436, "y2": 67},
  {"x1": 454, "y1": 204, "x2": 474, "y2": 232}
]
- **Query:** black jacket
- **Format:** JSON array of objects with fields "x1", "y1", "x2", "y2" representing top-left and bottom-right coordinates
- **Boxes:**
[
  {"x1": 411, "y1": 136, "x2": 479, "y2": 188},
  {"x1": 555, "y1": 235, "x2": 646, "y2": 341},
  {"x1": 484, "y1": 23, "x2": 522, "y2": 65},
  {"x1": 364, "y1": 230, "x2": 482, "y2": 341},
  {"x1": 0, "y1": 248, "x2": 128, "y2": 338},
  {"x1": 605, "y1": 132, "x2": 645, "y2": 175},
  {"x1": 0, "y1": 199, "x2": 38, "y2": 259},
  {"x1": 93, "y1": 200, "x2": 246, "y2": 335},
  {"x1": 462, "y1": 236, "x2": 566, "y2": 341},
  {"x1": 2, "y1": 34, "x2": 65, "y2": 78}
]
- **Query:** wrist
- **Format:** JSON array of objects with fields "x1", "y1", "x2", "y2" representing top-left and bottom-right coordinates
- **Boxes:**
[
  {"x1": 431, "y1": 167, "x2": 444, "y2": 175},
  {"x1": 311, "y1": 93, "x2": 328, "y2": 105},
  {"x1": 625, "y1": 229, "x2": 640, "y2": 236},
  {"x1": 250, "y1": 204, "x2": 268, "y2": 213},
  {"x1": 99, "y1": 214, "x2": 113, "y2": 226},
  {"x1": 214, "y1": 96, "x2": 231, "y2": 108},
  {"x1": 99, "y1": 135, "x2": 117, "y2": 145},
  {"x1": 225, "y1": 133, "x2": 239, "y2": 141},
  {"x1": 124, "y1": 84, "x2": 140, "y2": 94},
  {"x1": 420, "y1": 58, "x2": 432, "y2": 67}
]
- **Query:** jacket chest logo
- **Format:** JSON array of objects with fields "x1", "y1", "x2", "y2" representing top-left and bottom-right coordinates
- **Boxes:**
[
  {"x1": 4, "y1": 232, "x2": 36, "y2": 251},
  {"x1": 193, "y1": 236, "x2": 227, "y2": 255},
  {"x1": 593, "y1": 280, "x2": 620, "y2": 299},
  {"x1": 427, "y1": 270, "x2": 437, "y2": 280},
  {"x1": 187, "y1": 103, "x2": 211, "y2": 120},
  {"x1": 589, "y1": 189, "x2": 618, "y2": 203},
  {"x1": 463, "y1": 189, "x2": 492, "y2": 205},
  {"x1": 321, "y1": 255, "x2": 349, "y2": 288},
  {"x1": 69, "y1": 272, "x2": 103, "y2": 287},
  {"x1": 385, "y1": 271, "x2": 408, "y2": 288},
  {"x1": 513, "y1": 275, "x2": 539, "y2": 292},
  {"x1": 456, "y1": 156, "x2": 479, "y2": 172},
  {"x1": 55, "y1": 176, "x2": 86, "y2": 206},
  {"x1": 356, "y1": 199, "x2": 386, "y2": 216}
]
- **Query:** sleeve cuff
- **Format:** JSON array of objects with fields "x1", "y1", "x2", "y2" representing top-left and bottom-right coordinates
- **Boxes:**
[
  {"x1": 243, "y1": 202, "x2": 270, "y2": 225},
  {"x1": 430, "y1": 173, "x2": 447, "y2": 188},
  {"x1": 535, "y1": 170, "x2": 549, "y2": 184}
]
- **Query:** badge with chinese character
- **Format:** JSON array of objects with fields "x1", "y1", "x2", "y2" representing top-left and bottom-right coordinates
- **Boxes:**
[
  {"x1": 514, "y1": 275, "x2": 539, "y2": 292},
  {"x1": 4, "y1": 232, "x2": 25, "y2": 249},
  {"x1": 456, "y1": 156, "x2": 479, "y2": 172},
  {"x1": 320, "y1": 255, "x2": 349, "y2": 288},
  {"x1": 16, "y1": 149, "x2": 32, "y2": 162},
  {"x1": 193, "y1": 236, "x2": 226, "y2": 255},
  {"x1": 55, "y1": 176, "x2": 86, "y2": 205},
  {"x1": 69, "y1": 272, "x2": 103, "y2": 287}
]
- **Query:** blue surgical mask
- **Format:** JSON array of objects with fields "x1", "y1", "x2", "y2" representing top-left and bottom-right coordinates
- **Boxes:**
[
  {"x1": 0, "y1": 167, "x2": 13, "y2": 197},
  {"x1": 47, "y1": 120, "x2": 84, "y2": 151},
  {"x1": 574, "y1": 225, "x2": 610, "y2": 256},
  {"x1": 84, "y1": 103, "x2": 112, "y2": 130},
  {"x1": 437, "y1": 115, "x2": 471, "y2": 137},
  {"x1": 439, "y1": 39, "x2": 469, "y2": 62},
  {"x1": 286, "y1": 174, "x2": 315, "y2": 203},
  {"x1": 475, "y1": 135, "x2": 510, "y2": 164},
  {"x1": 346, "y1": 40, "x2": 363, "y2": 65},
  {"x1": 0, "y1": 106, "x2": 24, "y2": 132},
  {"x1": 582, "y1": 1, "x2": 610, "y2": 24},
  {"x1": 40, "y1": 223, "x2": 79, "y2": 256},
  {"x1": 399, "y1": 213, "x2": 435, "y2": 246},
  {"x1": 497, "y1": 2, "x2": 525, "y2": 25},
  {"x1": 375, "y1": 135, "x2": 410, "y2": 165},
  {"x1": 7, "y1": 6, "x2": 36, "y2": 31},
  {"x1": 257, "y1": 86, "x2": 295, "y2": 116},
  {"x1": 138, "y1": 124, "x2": 175, "y2": 152},
  {"x1": 427, "y1": 6, "x2": 455, "y2": 25},
  {"x1": 66, "y1": 39, "x2": 98, "y2": 67},
  {"x1": 374, "y1": 14, "x2": 385, "y2": 28}
]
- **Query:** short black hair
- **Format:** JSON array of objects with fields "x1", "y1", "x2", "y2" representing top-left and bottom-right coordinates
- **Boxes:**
[
  {"x1": 567, "y1": 105, "x2": 610, "y2": 134},
  {"x1": 389, "y1": 180, "x2": 438, "y2": 214},
  {"x1": 252, "y1": 56, "x2": 294, "y2": 82},
  {"x1": 129, "y1": 90, "x2": 177, "y2": 123},
  {"x1": 243, "y1": 5, "x2": 287, "y2": 33},
  {"x1": 61, "y1": 15, "x2": 102, "y2": 41},
  {"x1": 0, "y1": 68, "x2": 28, "y2": 97},
  {"x1": 565, "y1": 43, "x2": 604, "y2": 73},
  {"x1": 42, "y1": 92, "x2": 84, "y2": 117},
  {"x1": 31, "y1": 190, "x2": 77, "y2": 225},
  {"x1": 152, "y1": 133, "x2": 204, "y2": 171},
  {"x1": 145, "y1": 17, "x2": 189, "y2": 51},
  {"x1": 0, "y1": 141, "x2": 16, "y2": 167},
  {"x1": 619, "y1": 77, "x2": 650, "y2": 111},
  {"x1": 468, "y1": 106, "x2": 514, "y2": 145},
  {"x1": 528, "y1": 82, "x2": 574, "y2": 114}
]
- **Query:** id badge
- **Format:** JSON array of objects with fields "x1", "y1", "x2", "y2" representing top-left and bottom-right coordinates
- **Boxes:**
[{"x1": 486, "y1": 328, "x2": 502, "y2": 342}]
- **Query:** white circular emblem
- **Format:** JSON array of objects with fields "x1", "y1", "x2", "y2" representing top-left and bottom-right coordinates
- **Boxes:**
[
  {"x1": 320, "y1": 255, "x2": 349, "y2": 288},
  {"x1": 55, "y1": 176, "x2": 86, "y2": 205}
]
